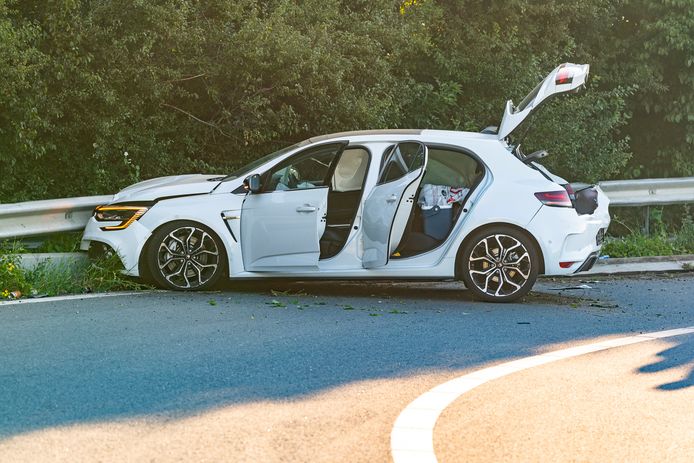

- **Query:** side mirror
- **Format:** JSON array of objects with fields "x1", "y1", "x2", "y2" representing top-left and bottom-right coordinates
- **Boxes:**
[{"x1": 243, "y1": 174, "x2": 262, "y2": 193}]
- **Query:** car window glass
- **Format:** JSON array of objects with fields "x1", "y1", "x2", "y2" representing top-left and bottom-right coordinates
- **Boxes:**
[
  {"x1": 422, "y1": 148, "x2": 480, "y2": 187},
  {"x1": 378, "y1": 142, "x2": 425, "y2": 185},
  {"x1": 264, "y1": 144, "x2": 343, "y2": 192}
]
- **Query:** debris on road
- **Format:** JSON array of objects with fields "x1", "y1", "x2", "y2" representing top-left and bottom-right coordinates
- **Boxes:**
[
  {"x1": 549, "y1": 284, "x2": 593, "y2": 291},
  {"x1": 589, "y1": 301, "x2": 619, "y2": 309}
]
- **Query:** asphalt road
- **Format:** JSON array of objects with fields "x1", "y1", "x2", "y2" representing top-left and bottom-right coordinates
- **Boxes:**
[{"x1": 0, "y1": 274, "x2": 693, "y2": 461}]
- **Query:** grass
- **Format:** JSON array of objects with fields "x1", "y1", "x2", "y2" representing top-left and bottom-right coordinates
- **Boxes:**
[
  {"x1": 602, "y1": 234, "x2": 681, "y2": 258},
  {"x1": 602, "y1": 217, "x2": 694, "y2": 258},
  {"x1": 1, "y1": 245, "x2": 148, "y2": 300}
]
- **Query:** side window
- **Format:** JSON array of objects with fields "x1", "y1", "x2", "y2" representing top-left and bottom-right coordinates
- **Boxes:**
[
  {"x1": 421, "y1": 148, "x2": 481, "y2": 188},
  {"x1": 416, "y1": 148, "x2": 482, "y2": 209},
  {"x1": 378, "y1": 142, "x2": 425, "y2": 185},
  {"x1": 264, "y1": 143, "x2": 344, "y2": 192}
]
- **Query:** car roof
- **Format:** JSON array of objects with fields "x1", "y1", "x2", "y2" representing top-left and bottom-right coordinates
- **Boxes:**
[
  {"x1": 306, "y1": 129, "x2": 497, "y2": 145},
  {"x1": 307, "y1": 129, "x2": 423, "y2": 144}
]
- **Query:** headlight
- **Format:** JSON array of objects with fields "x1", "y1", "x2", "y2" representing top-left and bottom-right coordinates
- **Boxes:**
[{"x1": 94, "y1": 205, "x2": 150, "y2": 230}]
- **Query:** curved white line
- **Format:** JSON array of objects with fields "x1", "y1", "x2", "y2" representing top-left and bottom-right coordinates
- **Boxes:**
[
  {"x1": 391, "y1": 326, "x2": 694, "y2": 463},
  {"x1": 0, "y1": 291, "x2": 146, "y2": 306}
]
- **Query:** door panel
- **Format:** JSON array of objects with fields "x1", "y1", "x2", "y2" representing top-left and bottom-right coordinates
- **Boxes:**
[
  {"x1": 240, "y1": 142, "x2": 345, "y2": 271},
  {"x1": 362, "y1": 142, "x2": 428, "y2": 268},
  {"x1": 241, "y1": 188, "x2": 328, "y2": 270},
  {"x1": 389, "y1": 178, "x2": 420, "y2": 255}
]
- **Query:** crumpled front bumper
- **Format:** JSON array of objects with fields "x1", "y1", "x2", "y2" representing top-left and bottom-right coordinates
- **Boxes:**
[{"x1": 80, "y1": 217, "x2": 152, "y2": 276}]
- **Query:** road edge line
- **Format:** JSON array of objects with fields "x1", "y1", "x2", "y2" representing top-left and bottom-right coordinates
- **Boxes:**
[
  {"x1": 390, "y1": 326, "x2": 694, "y2": 463},
  {"x1": 0, "y1": 291, "x2": 149, "y2": 306}
]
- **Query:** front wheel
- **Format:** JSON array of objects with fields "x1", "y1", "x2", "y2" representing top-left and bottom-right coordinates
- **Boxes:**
[
  {"x1": 459, "y1": 226, "x2": 540, "y2": 302},
  {"x1": 146, "y1": 221, "x2": 226, "y2": 291}
]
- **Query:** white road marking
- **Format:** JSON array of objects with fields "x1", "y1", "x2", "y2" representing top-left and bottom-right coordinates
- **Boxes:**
[
  {"x1": 391, "y1": 326, "x2": 694, "y2": 463},
  {"x1": 0, "y1": 291, "x2": 146, "y2": 306}
]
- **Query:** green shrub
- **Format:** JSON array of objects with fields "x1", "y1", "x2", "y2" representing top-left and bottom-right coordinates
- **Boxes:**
[
  {"x1": 602, "y1": 234, "x2": 678, "y2": 258},
  {"x1": 0, "y1": 250, "x2": 31, "y2": 298},
  {"x1": 674, "y1": 213, "x2": 694, "y2": 254}
]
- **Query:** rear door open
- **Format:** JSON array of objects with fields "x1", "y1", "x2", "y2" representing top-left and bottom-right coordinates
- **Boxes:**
[{"x1": 362, "y1": 142, "x2": 428, "y2": 268}]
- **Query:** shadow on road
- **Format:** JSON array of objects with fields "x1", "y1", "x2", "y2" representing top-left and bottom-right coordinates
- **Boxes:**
[
  {"x1": 223, "y1": 279, "x2": 588, "y2": 306},
  {"x1": 638, "y1": 336, "x2": 694, "y2": 390},
  {"x1": 0, "y1": 275, "x2": 692, "y2": 440}
]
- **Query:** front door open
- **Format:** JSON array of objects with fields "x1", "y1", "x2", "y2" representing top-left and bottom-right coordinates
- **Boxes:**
[{"x1": 240, "y1": 142, "x2": 346, "y2": 271}]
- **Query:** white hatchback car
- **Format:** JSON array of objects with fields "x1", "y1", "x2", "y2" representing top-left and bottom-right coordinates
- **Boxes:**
[{"x1": 81, "y1": 63, "x2": 609, "y2": 302}]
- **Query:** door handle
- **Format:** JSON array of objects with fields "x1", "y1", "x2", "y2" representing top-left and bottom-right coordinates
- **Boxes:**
[
  {"x1": 386, "y1": 194, "x2": 398, "y2": 203},
  {"x1": 296, "y1": 204, "x2": 317, "y2": 213}
]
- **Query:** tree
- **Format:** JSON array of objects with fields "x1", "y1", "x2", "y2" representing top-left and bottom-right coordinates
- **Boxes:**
[{"x1": 0, "y1": 0, "x2": 691, "y2": 202}]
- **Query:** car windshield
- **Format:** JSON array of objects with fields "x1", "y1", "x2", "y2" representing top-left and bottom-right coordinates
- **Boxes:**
[{"x1": 221, "y1": 141, "x2": 305, "y2": 182}]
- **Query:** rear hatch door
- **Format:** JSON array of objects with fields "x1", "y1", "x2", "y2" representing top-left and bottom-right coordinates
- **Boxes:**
[{"x1": 498, "y1": 63, "x2": 590, "y2": 140}]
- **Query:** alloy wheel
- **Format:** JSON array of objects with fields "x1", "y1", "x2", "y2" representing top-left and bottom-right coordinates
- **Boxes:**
[
  {"x1": 156, "y1": 226, "x2": 220, "y2": 289},
  {"x1": 467, "y1": 233, "x2": 532, "y2": 298}
]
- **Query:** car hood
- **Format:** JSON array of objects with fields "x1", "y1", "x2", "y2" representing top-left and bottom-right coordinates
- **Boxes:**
[{"x1": 112, "y1": 174, "x2": 224, "y2": 202}]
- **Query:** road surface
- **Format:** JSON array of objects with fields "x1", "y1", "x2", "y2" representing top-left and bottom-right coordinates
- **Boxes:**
[{"x1": 0, "y1": 274, "x2": 692, "y2": 462}]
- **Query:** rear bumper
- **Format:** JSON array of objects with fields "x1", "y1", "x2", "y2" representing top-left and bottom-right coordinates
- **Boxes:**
[
  {"x1": 527, "y1": 187, "x2": 610, "y2": 276},
  {"x1": 574, "y1": 251, "x2": 600, "y2": 273}
]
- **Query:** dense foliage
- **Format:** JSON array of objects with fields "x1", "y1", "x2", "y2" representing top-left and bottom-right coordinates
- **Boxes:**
[{"x1": 0, "y1": 0, "x2": 691, "y2": 202}]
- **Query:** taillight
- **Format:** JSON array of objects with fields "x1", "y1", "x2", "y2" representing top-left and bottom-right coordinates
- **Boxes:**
[
  {"x1": 555, "y1": 66, "x2": 574, "y2": 85},
  {"x1": 562, "y1": 183, "x2": 576, "y2": 200},
  {"x1": 534, "y1": 191, "x2": 573, "y2": 207}
]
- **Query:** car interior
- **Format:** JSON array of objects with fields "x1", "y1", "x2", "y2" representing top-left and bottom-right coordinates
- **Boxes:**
[
  {"x1": 260, "y1": 142, "x2": 481, "y2": 261},
  {"x1": 393, "y1": 148, "x2": 483, "y2": 258},
  {"x1": 319, "y1": 148, "x2": 370, "y2": 259}
]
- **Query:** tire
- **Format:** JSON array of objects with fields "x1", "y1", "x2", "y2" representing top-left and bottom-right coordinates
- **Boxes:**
[
  {"x1": 459, "y1": 225, "x2": 540, "y2": 302},
  {"x1": 146, "y1": 221, "x2": 227, "y2": 291}
]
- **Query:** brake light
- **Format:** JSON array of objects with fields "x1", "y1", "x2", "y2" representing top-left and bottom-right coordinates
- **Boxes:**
[
  {"x1": 555, "y1": 67, "x2": 574, "y2": 85},
  {"x1": 534, "y1": 191, "x2": 573, "y2": 207}
]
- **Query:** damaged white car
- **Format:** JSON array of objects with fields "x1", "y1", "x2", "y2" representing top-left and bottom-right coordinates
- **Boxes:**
[{"x1": 82, "y1": 63, "x2": 609, "y2": 302}]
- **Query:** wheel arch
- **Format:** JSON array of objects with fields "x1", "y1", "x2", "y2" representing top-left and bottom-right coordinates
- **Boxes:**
[
  {"x1": 454, "y1": 222, "x2": 545, "y2": 278},
  {"x1": 138, "y1": 218, "x2": 230, "y2": 282}
]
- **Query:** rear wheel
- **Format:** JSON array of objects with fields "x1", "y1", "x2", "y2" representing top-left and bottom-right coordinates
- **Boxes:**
[
  {"x1": 459, "y1": 226, "x2": 539, "y2": 302},
  {"x1": 146, "y1": 221, "x2": 226, "y2": 291}
]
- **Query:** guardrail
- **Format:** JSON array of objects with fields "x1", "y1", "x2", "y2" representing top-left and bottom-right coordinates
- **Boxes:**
[
  {"x1": 598, "y1": 177, "x2": 694, "y2": 207},
  {"x1": 1, "y1": 177, "x2": 693, "y2": 240},
  {"x1": 0, "y1": 195, "x2": 112, "y2": 240}
]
